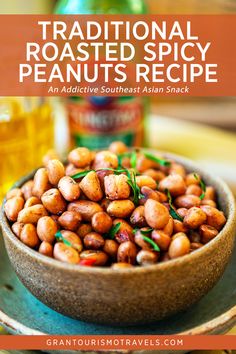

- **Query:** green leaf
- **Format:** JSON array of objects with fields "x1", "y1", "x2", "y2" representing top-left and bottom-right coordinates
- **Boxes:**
[
  {"x1": 71, "y1": 170, "x2": 94, "y2": 179},
  {"x1": 130, "y1": 151, "x2": 137, "y2": 169},
  {"x1": 194, "y1": 173, "x2": 206, "y2": 200},
  {"x1": 107, "y1": 222, "x2": 122, "y2": 239},
  {"x1": 165, "y1": 189, "x2": 183, "y2": 221},
  {"x1": 55, "y1": 231, "x2": 73, "y2": 247},
  {"x1": 140, "y1": 228, "x2": 153, "y2": 235},
  {"x1": 142, "y1": 235, "x2": 160, "y2": 252},
  {"x1": 143, "y1": 152, "x2": 171, "y2": 167}
]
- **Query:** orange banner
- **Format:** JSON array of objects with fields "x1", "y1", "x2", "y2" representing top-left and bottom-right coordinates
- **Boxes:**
[
  {"x1": 0, "y1": 335, "x2": 236, "y2": 350},
  {"x1": 0, "y1": 14, "x2": 235, "y2": 96}
]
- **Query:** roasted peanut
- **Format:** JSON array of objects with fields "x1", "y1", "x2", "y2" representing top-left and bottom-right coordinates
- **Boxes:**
[
  {"x1": 113, "y1": 219, "x2": 134, "y2": 243},
  {"x1": 65, "y1": 163, "x2": 83, "y2": 177},
  {"x1": 143, "y1": 169, "x2": 166, "y2": 182},
  {"x1": 61, "y1": 230, "x2": 83, "y2": 252},
  {"x1": 93, "y1": 150, "x2": 118, "y2": 169},
  {"x1": 39, "y1": 241, "x2": 53, "y2": 257},
  {"x1": 68, "y1": 147, "x2": 92, "y2": 168},
  {"x1": 144, "y1": 199, "x2": 169, "y2": 229},
  {"x1": 189, "y1": 230, "x2": 201, "y2": 243},
  {"x1": 24, "y1": 196, "x2": 41, "y2": 208},
  {"x1": 41, "y1": 188, "x2": 67, "y2": 214},
  {"x1": 201, "y1": 199, "x2": 217, "y2": 208},
  {"x1": 12, "y1": 222, "x2": 25, "y2": 238},
  {"x1": 199, "y1": 224, "x2": 219, "y2": 244},
  {"x1": 107, "y1": 200, "x2": 135, "y2": 218},
  {"x1": 112, "y1": 262, "x2": 133, "y2": 269},
  {"x1": 200, "y1": 205, "x2": 226, "y2": 230},
  {"x1": 168, "y1": 233, "x2": 191, "y2": 259},
  {"x1": 103, "y1": 239, "x2": 119, "y2": 259},
  {"x1": 162, "y1": 216, "x2": 174, "y2": 236},
  {"x1": 139, "y1": 186, "x2": 160, "y2": 204},
  {"x1": 104, "y1": 174, "x2": 130, "y2": 200},
  {"x1": 203, "y1": 186, "x2": 216, "y2": 201},
  {"x1": 136, "y1": 175, "x2": 157, "y2": 190},
  {"x1": 174, "y1": 194, "x2": 201, "y2": 209},
  {"x1": 176, "y1": 208, "x2": 188, "y2": 218},
  {"x1": 42, "y1": 149, "x2": 59, "y2": 166},
  {"x1": 6, "y1": 188, "x2": 23, "y2": 200},
  {"x1": 21, "y1": 180, "x2": 34, "y2": 200},
  {"x1": 77, "y1": 223, "x2": 93, "y2": 238},
  {"x1": 47, "y1": 159, "x2": 65, "y2": 185},
  {"x1": 151, "y1": 230, "x2": 171, "y2": 251},
  {"x1": 134, "y1": 228, "x2": 153, "y2": 250},
  {"x1": 58, "y1": 211, "x2": 82, "y2": 231},
  {"x1": 20, "y1": 224, "x2": 40, "y2": 248},
  {"x1": 130, "y1": 206, "x2": 147, "y2": 227},
  {"x1": 37, "y1": 216, "x2": 58, "y2": 243},
  {"x1": 84, "y1": 232, "x2": 105, "y2": 250},
  {"x1": 17, "y1": 204, "x2": 48, "y2": 224},
  {"x1": 169, "y1": 163, "x2": 186, "y2": 178},
  {"x1": 190, "y1": 242, "x2": 203, "y2": 251},
  {"x1": 173, "y1": 219, "x2": 188, "y2": 233},
  {"x1": 32, "y1": 168, "x2": 51, "y2": 198},
  {"x1": 186, "y1": 185, "x2": 202, "y2": 197},
  {"x1": 184, "y1": 207, "x2": 207, "y2": 229},
  {"x1": 54, "y1": 242, "x2": 79, "y2": 264},
  {"x1": 159, "y1": 174, "x2": 186, "y2": 197},
  {"x1": 136, "y1": 154, "x2": 157, "y2": 173},
  {"x1": 4, "y1": 196, "x2": 25, "y2": 222},
  {"x1": 185, "y1": 173, "x2": 200, "y2": 186},
  {"x1": 91, "y1": 211, "x2": 112, "y2": 234},
  {"x1": 100, "y1": 198, "x2": 111, "y2": 211},
  {"x1": 109, "y1": 141, "x2": 128, "y2": 155},
  {"x1": 117, "y1": 241, "x2": 137, "y2": 264},
  {"x1": 96, "y1": 169, "x2": 113, "y2": 190},
  {"x1": 68, "y1": 200, "x2": 103, "y2": 222},
  {"x1": 136, "y1": 250, "x2": 158, "y2": 266},
  {"x1": 79, "y1": 171, "x2": 103, "y2": 202},
  {"x1": 58, "y1": 176, "x2": 80, "y2": 202},
  {"x1": 80, "y1": 250, "x2": 108, "y2": 266}
]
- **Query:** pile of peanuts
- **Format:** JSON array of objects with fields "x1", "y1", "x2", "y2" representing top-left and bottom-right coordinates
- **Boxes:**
[{"x1": 4, "y1": 141, "x2": 227, "y2": 268}]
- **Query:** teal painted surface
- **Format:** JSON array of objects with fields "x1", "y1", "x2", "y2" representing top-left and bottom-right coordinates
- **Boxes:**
[{"x1": 0, "y1": 231, "x2": 235, "y2": 335}]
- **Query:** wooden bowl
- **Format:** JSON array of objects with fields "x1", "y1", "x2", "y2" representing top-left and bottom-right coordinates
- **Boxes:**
[{"x1": 0, "y1": 151, "x2": 235, "y2": 325}]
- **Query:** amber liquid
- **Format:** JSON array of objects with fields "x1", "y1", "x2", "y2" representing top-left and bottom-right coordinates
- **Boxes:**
[{"x1": 0, "y1": 99, "x2": 54, "y2": 200}]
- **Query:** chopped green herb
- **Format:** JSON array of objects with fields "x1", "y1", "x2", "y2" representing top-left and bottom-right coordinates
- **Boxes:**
[
  {"x1": 130, "y1": 151, "x2": 137, "y2": 169},
  {"x1": 194, "y1": 173, "x2": 206, "y2": 200},
  {"x1": 165, "y1": 189, "x2": 183, "y2": 221},
  {"x1": 127, "y1": 170, "x2": 143, "y2": 206},
  {"x1": 143, "y1": 152, "x2": 171, "y2": 167},
  {"x1": 142, "y1": 235, "x2": 160, "y2": 252},
  {"x1": 55, "y1": 231, "x2": 73, "y2": 247},
  {"x1": 133, "y1": 227, "x2": 153, "y2": 235},
  {"x1": 105, "y1": 222, "x2": 122, "y2": 239},
  {"x1": 71, "y1": 169, "x2": 94, "y2": 179}
]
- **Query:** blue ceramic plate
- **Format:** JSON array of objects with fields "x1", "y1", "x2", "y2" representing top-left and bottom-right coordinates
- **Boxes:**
[{"x1": 1, "y1": 230, "x2": 236, "y2": 338}]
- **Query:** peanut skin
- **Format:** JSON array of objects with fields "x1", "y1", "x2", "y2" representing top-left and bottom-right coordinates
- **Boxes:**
[
  {"x1": 17, "y1": 204, "x2": 48, "y2": 224},
  {"x1": 4, "y1": 197, "x2": 25, "y2": 222},
  {"x1": 144, "y1": 199, "x2": 169, "y2": 229},
  {"x1": 79, "y1": 171, "x2": 103, "y2": 202},
  {"x1": 107, "y1": 200, "x2": 135, "y2": 218},
  {"x1": 41, "y1": 188, "x2": 67, "y2": 215},
  {"x1": 54, "y1": 242, "x2": 80, "y2": 264}
]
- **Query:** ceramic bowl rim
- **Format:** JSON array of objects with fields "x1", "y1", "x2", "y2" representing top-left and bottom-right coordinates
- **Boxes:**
[{"x1": 0, "y1": 150, "x2": 235, "y2": 276}]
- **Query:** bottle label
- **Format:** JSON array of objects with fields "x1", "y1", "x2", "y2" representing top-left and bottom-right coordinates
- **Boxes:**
[{"x1": 67, "y1": 97, "x2": 144, "y2": 149}]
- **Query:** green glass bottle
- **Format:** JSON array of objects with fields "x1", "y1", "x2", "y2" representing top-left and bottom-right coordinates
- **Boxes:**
[{"x1": 55, "y1": 0, "x2": 148, "y2": 149}]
